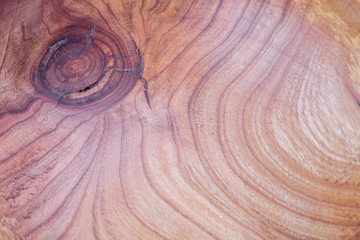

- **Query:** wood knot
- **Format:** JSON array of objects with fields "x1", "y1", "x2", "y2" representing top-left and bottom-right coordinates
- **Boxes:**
[{"x1": 31, "y1": 24, "x2": 140, "y2": 107}]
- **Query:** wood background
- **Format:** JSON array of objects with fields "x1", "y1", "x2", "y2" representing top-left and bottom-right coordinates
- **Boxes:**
[{"x1": 1, "y1": 0, "x2": 360, "y2": 239}]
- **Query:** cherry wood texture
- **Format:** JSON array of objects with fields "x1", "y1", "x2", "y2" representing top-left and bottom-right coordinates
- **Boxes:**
[{"x1": 1, "y1": 0, "x2": 360, "y2": 239}]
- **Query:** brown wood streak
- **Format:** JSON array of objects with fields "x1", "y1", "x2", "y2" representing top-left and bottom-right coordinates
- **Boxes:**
[{"x1": 1, "y1": 0, "x2": 360, "y2": 239}]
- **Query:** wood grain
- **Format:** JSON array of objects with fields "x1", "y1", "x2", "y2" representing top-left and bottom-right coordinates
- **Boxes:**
[{"x1": 1, "y1": 0, "x2": 360, "y2": 239}]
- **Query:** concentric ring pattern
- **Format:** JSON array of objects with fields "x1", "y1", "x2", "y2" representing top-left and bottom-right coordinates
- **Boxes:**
[
  {"x1": 32, "y1": 25, "x2": 140, "y2": 107},
  {"x1": 0, "y1": 0, "x2": 360, "y2": 239}
]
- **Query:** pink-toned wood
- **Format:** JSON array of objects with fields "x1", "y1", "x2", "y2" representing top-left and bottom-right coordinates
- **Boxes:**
[{"x1": 1, "y1": 0, "x2": 360, "y2": 239}]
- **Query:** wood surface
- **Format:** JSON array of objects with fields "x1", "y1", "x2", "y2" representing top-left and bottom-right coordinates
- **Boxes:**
[{"x1": 1, "y1": 0, "x2": 360, "y2": 239}]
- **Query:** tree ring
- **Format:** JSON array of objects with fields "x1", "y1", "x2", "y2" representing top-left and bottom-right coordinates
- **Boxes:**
[{"x1": 32, "y1": 25, "x2": 140, "y2": 107}]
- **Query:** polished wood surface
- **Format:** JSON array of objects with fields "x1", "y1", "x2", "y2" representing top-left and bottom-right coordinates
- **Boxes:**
[{"x1": 1, "y1": 0, "x2": 360, "y2": 239}]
